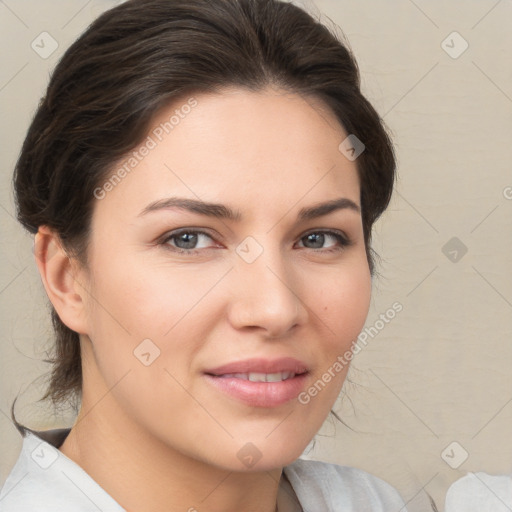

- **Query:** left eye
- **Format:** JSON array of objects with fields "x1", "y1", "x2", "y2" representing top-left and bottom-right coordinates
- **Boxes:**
[{"x1": 297, "y1": 231, "x2": 349, "y2": 251}]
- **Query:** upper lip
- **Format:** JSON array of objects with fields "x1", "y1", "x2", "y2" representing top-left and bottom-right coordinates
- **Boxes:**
[{"x1": 205, "y1": 357, "x2": 309, "y2": 376}]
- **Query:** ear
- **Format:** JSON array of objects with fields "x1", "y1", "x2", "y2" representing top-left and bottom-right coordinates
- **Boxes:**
[{"x1": 33, "y1": 226, "x2": 89, "y2": 335}]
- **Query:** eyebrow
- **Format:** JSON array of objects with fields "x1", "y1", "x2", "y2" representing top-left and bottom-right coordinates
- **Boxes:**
[{"x1": 137, "y1": 196, "x2": 360, "y2": 221}]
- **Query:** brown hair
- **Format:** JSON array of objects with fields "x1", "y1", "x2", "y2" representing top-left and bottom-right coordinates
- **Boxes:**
[{"x1": 12, "y1": 0, "x2": 395, "y2": 423}]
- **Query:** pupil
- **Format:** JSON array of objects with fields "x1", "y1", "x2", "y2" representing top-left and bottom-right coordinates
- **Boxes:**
[
  {"x1": 178, "y1": 232, "x2": 197, "y2": 249},
  {"x1": 307, "y1": 233, "x2": 324, "y2": 248}
]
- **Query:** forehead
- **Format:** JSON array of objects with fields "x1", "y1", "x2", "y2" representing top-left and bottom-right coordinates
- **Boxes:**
[{"x1": 92, "y1": 87, "x2": 360, "y2": 224}]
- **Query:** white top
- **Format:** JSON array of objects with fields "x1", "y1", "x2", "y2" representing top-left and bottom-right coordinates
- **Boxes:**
[
  {"x1": 445, "y1": 472, "x2": 512, "y2": 511},
  {"x1": 0, "y1": 428, "x2": 407, "y2": 511}
]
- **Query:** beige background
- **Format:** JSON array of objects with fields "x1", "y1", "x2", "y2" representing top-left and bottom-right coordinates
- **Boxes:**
[{"x1": 1, "y1": 1, "x2": 511, "y2": 511}]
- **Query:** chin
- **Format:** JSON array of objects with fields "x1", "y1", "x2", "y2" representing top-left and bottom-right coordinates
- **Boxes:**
[{"x1": 223, "y1": 432, "x2": 315, "y2": 473}]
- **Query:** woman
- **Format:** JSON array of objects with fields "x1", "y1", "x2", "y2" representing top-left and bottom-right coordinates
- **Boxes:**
[{"x1": 0, "y1": 0, "x2": 408, "y2": 510}]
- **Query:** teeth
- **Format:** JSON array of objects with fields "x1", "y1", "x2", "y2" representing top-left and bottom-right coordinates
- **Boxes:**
[
  {"x1": 248, "y1": 372, "x2": 268, "y2": 382},
  {"x1": 264, "y1": 372, "x2": 285, "y2": 382},
  {"x1": 221, "y1": 372, "x2": 296, "y2": 382}
]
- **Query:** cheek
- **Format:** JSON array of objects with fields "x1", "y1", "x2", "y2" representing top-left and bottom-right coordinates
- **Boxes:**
[
  {"x1": 82, "y1": 254, "x2": 228, "y2": 390},
  {"x1": 316, "y1": 260, "x2": 372, "y2": 345},
  {"x1": 87, "y1": 252, "x2": 220, "y2": 338},
  {"x1": 305, "y1": 258, "x2": 371, "y2": 398}
]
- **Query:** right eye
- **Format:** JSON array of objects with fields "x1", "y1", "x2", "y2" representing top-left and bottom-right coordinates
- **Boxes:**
[{"x1": 160, "y1": 229, "x2": 219, "y2": 255}]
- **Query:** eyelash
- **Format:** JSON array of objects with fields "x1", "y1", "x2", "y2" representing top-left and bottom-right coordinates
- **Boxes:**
[{"x1": 160, "y1": 228, "x2": 353, "y2": 255}]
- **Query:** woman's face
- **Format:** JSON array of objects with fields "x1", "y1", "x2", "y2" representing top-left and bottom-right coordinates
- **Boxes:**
[{"x1": 76, "y1": 86, "x2": 371, "y2": 471}]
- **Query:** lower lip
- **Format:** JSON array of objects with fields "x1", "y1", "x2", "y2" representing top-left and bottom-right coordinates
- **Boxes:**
[{"x1": 204, "y1": 373, "x2": 309, "y2": 407}]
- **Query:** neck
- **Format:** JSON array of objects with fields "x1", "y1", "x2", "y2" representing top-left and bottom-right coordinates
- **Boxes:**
[{"x1": 59, "y1": 397, "x2": 286, "y2": 512}]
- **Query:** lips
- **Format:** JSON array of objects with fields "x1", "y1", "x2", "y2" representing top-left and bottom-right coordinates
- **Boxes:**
[
  {"x1": 218, "y1": 371, "x2": 297, "y2": 382},
  {"x1": 204, "y1": 357, "x2": 310, "y2": 407},
  {"x1": 205, "y1": 357, "x2": 309, "y2": 376}
]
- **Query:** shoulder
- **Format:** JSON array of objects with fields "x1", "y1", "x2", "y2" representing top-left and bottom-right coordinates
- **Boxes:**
[
  {"x1": 0, "y1": 431, "x2": 52, "y2": 511},
  {"x1": 445, "y1": 472, "x2": 512, "y2": 512},
  {"x1": 0, "y1": 430, "x2": 124, "y2": 512},
  {"x1": 284, "y1": 458, "x2": 407, "y2": 511}
]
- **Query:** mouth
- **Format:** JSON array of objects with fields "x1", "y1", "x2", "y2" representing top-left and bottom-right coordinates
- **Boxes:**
[
  {"x1": 203, "y1": 358, "x2": 310, "y2": 407},
  {"x1": 212, "y1": 371, "x2": 301, "y2": 382}
]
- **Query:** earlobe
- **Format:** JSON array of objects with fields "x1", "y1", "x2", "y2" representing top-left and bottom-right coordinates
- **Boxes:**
[{"x1": 34, "y1": 226, "x2": 89, "y2": 335}]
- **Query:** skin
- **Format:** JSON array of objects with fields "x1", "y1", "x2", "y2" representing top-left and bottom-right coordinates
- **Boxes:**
[{"x1": 35, "y1": 86, "x2": 372, "y2": 512}]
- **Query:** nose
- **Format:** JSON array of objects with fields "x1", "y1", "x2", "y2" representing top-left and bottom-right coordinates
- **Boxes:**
[{"x1": 226, "y1": 246, "x2": 307, "y2": 338}]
